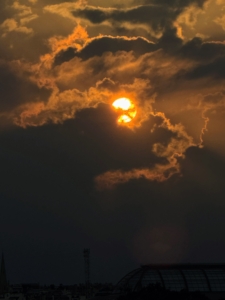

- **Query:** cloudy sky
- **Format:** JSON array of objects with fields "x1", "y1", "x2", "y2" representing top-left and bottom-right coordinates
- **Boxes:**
[{"x1": 1, "y1": 0, "x2": 225, "y2": 285}]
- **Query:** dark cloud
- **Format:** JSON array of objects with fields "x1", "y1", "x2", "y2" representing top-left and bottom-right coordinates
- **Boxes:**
[
  {"x1": 158, "y1": 27, "x2": 183, "y2": 52},
  {"x1": 73, "y1": 5, "x2": 177, "y2": 32},
  {"x1": 0, "y1": 0, "x2": 225, "y2": 286},
  {"x1": 2, "y1": 106, "x2": 225, "y2": 283},
  {"x1": 55, "y1": 35, "x2": 157, "y2": 64},
  {"x1": 179, "y1": 37, "x2": 225, "y2": 61},
  {"x1": 137, "y1": 0, "x2": 206, "y2": 9},
  {"x1": 33, "y1": 0, "x2": 77, "y2": 4},
  {"x1": 137, "y1": 36, "x2": 225, "y2": 88},
  {"x1": 181, "y1": 146, "x2": 225, "y2": 195},
  {"x1": 184, "y1": 56, "x2": 225, "y2": 79},
  {"x1": 0, "y1": 61, "x2": 50, "y2": 112},
  {"x1": 73, "y1": 0, "x2": 207, "y2": 34}
]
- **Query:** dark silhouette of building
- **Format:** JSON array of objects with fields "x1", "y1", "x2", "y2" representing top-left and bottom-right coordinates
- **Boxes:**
[
  {"x1": 91, "y1": 264, "x2": 225, "y2": 300},
  {"x1": 0, "y1": 253, "x2": 8, "y2": 295}
]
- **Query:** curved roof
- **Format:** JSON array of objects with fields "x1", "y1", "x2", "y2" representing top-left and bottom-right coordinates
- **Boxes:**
[{"x1": 114, "y1": 264, "x2": 225, "y2": 293}]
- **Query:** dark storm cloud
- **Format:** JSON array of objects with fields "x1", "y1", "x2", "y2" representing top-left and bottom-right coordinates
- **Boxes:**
[
  {"x1": 74, "y1": 4, "x2": 174, "y2": 25},
  {"x1": 73, "y1": 5, "x2": 177, "y2": 32},
  {"x1": 40, "y1": 0, "x2": 75, "y2": 4},
  {"x1": 106, "y1": 148, "x2": 225, "y2": 264},
  {"x1": 137, "y1": 0, "x2": 206, "y2": 9},
  {"x1": 0, "y1": 60, "x2": 50, "y2": 112},
  {"x1": 180, "y1": 146, "x2": 225, "y2": 201},
  {"x1": 73, "y1": 0, "x2": 207, "y2": 34},
  {"x1": 55, "y1": 35, "x2": 157, "y2": 64},
  {"x1": 1, "y1": 0, "x2": 225, "y2": 287},
  {"x1": 2, "y1": 108, "x2": 225, "y2": 283},
  {"x1": 183, "y1": 56, "x2": 225, "y2": 80},
  {"x1": 179, "y1": 38, "x2": 225, "y2": 61},
  {"x1": 157, "y1": 27, "x2": 183, "y2": 52},
  {"x1": 23, "y1": 0, "x2": 79, "y2": 4}
]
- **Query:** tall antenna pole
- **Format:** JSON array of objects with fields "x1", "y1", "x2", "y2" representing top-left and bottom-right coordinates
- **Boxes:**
[
  {"x1": 83, "y1": 248, "x2": 90, "y2": 299},
  {"x1": 0, "y1": 253, "x2": 8, "y2": 295}
]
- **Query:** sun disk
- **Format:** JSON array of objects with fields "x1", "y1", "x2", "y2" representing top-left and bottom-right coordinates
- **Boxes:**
[{"x1": 112, "y1": 97, "x2": 137, "y2": 124}]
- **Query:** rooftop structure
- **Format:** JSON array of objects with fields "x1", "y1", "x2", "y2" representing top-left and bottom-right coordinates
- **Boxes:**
[{"x1": 114, "y1": 264, "x2": 225, "y2": 294}]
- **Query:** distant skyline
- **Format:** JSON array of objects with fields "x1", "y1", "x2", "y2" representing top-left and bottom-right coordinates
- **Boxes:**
[{"x1": 1, "y1": 0, "x2": 225, "y2": 285}]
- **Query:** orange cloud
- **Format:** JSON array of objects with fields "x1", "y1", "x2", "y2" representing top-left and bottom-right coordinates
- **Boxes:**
[
  {"x1": 95, "y1": 165, "x2": 180, "y2": 190},
  {"x1": 0, "y1": 18, "x2": 33, "y2": 36},
  {"x1": 40, "y1": 24, "x2": 89, "y2": 69}
]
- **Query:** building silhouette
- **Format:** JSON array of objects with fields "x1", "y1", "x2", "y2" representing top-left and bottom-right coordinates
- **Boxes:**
[{"x1": 92, "y1": 264, "x2": 225, "y2": 300}]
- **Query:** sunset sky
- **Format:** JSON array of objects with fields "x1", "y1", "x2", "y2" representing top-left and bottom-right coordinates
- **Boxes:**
[{"x1": 1, "y1": 0, "x2": 225, "y2": 285}]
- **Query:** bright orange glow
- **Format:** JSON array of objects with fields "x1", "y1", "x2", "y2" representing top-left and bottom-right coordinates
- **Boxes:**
[
  {"x1": 118, "y1": 114, "x2": 132, "y2": 123},
  {"x1": 113, "y1": 98, "x2": 133, "y2": 110},
  {"x1": 112, "y1": 97, "x2": 137, "y2": 124}
]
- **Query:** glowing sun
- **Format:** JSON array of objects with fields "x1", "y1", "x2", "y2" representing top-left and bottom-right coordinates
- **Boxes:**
[{"x1": 112, "y1": 97, "x2": 137, "y2": 123}]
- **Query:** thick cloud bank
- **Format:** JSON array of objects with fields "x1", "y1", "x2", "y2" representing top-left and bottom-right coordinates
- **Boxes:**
[{"x1": 1, "y1": 0, "x2": 225, "y2": 189}]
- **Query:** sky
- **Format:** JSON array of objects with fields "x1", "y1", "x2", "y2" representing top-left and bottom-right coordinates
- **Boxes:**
[{"x1": 1, "y1": 0, "x2": 225, "y2": 286}]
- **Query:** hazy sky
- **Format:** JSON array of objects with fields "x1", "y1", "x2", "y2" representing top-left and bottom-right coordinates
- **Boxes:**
[{"x1": 1, "y1": 0, "x2": 225, "y2": 285}]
